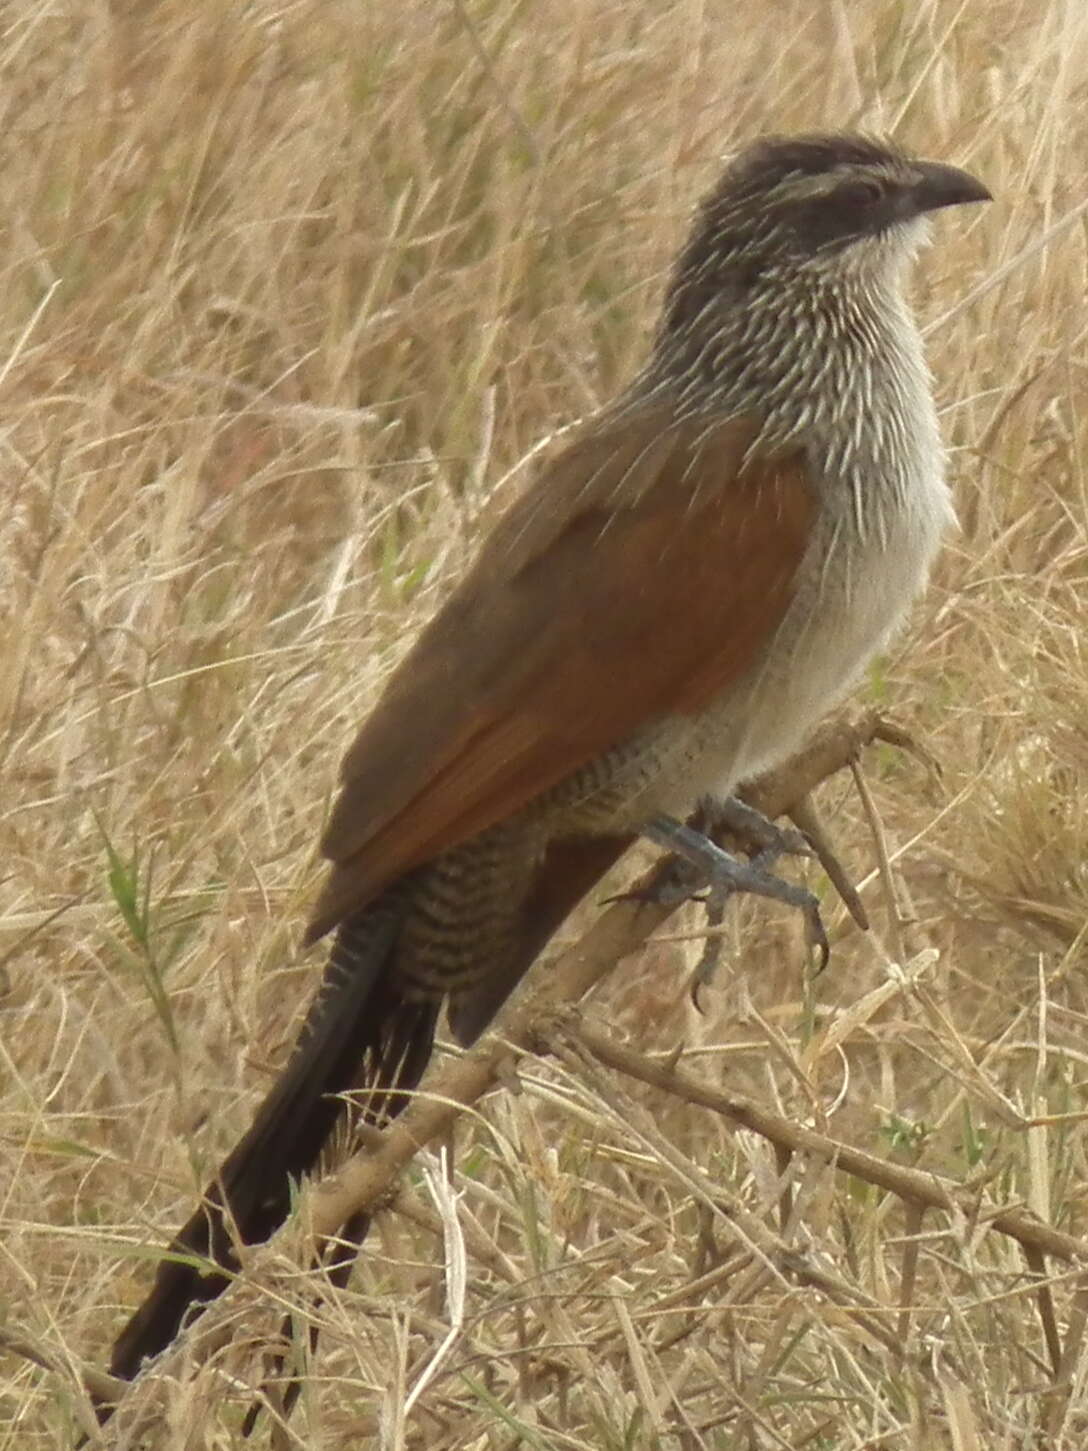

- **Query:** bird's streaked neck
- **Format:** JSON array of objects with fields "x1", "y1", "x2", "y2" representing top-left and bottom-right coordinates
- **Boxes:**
[{"x1": 632, "y1": 233, "x2": 929, "y2": 451}]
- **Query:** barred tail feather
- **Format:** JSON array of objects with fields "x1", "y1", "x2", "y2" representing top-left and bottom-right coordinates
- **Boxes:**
[
  {"x1": 104, "y1": 830, "x2": 630, "y2": 1419},
  {"x1": 108, "y1": 892, "x2": 437, "y2": 1385}
]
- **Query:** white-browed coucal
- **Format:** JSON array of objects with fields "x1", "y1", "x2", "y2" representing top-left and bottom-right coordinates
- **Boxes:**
[{"x1": 108, "y1": 132, "x2": 990, "y2": 1388}]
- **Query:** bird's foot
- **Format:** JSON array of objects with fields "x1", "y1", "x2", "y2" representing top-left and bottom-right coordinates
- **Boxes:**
[
  {"x1": 695, "y1": 793, "x2": 810, "y2": 861},
  {"x1": 641, "y1": 813, "x2": 829, "y2": 991}
]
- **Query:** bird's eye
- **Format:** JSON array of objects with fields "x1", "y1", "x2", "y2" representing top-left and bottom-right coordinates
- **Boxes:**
[{"x1": 836, "y1": 178, "x2": 885, "y2": 208}]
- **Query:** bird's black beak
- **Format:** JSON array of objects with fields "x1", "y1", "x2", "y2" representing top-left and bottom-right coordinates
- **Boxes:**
[{"x1": 911, "y1": 160, "x2": 992, "y2": 215}]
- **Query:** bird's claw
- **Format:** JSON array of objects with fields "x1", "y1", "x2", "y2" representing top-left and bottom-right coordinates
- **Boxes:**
[{"x1": 641, "y1": 814, "x2": 829, "y2": 991}]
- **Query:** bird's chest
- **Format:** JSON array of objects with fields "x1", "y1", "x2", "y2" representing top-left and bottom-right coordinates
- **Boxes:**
[
  {"x1": 721, "y1": 404, "x2": 952, "y2": 783},
  {"x1": 645, "y1": 395, "x2": 952, "y2": 814}
]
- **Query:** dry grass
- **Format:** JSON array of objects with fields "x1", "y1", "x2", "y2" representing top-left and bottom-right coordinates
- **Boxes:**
[{"x1": 3, "y1": 0, "x2": 1088, "y2": 1446}]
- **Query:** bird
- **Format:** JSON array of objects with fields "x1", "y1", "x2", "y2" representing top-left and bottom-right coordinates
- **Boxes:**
[{"x1": 107, "y1": 132, "x2": 989, "y2": 1390}]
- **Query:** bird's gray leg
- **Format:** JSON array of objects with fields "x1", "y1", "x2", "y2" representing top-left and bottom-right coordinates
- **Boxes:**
[
  {"x1": 697, "y1": 794, "x2": 810, "y2": 860},
  {"x1": 642, "y1": 811, "x2": 828, "y2": 993}
]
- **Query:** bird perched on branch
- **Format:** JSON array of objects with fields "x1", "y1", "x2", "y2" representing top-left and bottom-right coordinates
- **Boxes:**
[{"x1": 107, "y1": 132, "x2": 989, "y2": 1391}]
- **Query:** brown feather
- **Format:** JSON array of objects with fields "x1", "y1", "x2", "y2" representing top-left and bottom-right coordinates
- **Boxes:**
[{"x1": 307, "y1": 406, "x2": 813, "y2": 941}]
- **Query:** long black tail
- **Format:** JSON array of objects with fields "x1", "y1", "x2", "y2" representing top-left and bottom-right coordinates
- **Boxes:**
[
  {"x1": 103, "y1": 829, "x2": 631, "y2": 1421},
  {"x1": 108, "y1": 889, "x2": 437, "y2": 1385}
]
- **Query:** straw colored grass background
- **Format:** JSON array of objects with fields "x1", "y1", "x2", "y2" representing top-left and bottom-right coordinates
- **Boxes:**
[{"x1": 3, "y1": 0, "x2": 1088, "y2": 1445}]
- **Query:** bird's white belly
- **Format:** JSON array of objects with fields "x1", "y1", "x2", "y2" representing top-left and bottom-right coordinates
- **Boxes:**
[{"x1": 647, "y1": 459, "x2": 953, "y2": 817}]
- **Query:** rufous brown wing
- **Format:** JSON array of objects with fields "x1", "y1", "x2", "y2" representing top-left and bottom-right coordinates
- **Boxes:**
[{"x1": 308, "y1": 406, "x2": 813, "y2": 939}]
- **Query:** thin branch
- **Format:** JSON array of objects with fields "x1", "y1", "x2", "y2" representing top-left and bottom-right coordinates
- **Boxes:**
[
  {"x1": 850, "y1": 755, "x2": 907, "y2": 962},
  {"x1": 566, "y1": 1021, "x2": 1088, "y2": 1266},
  {"x1": 788, "y1": 794, "x2": 869, "y2": 931}
]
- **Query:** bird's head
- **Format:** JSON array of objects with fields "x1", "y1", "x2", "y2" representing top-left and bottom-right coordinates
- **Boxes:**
[
  {"x1": 663, "y1": 132, "x2": 990, "y2": 332},
  {"x1": 721, "y1": 133, "x2": 988, "y2": 257}
]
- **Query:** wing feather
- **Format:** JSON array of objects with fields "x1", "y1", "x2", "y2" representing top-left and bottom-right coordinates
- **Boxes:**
[{"x1": 307, "y1": 407, "x2": 813, "y2": 940}]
